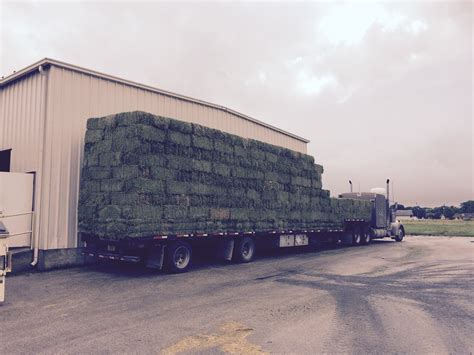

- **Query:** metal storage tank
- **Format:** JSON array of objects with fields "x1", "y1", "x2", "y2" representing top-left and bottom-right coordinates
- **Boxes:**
[{"x1": 0, "y1": 58, "x2": 309, "y2": 267}]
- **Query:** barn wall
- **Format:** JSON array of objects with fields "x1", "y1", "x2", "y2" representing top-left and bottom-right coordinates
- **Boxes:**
[{"x1": 2, "y1": 64, "x2": 308, "y2": 250}]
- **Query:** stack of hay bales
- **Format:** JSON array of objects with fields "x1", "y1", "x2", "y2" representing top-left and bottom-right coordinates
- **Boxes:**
[{"x1": 78, "y1": 111, "x2": 371, "y2": 239}]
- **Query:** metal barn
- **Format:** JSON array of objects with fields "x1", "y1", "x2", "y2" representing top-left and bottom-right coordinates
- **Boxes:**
[{"x1": 0, "y1": 58, "x2": 309, "y2": 268}]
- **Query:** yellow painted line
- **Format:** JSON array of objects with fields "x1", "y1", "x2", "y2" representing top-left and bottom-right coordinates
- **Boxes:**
[{"x1": 162, "y1": 322, "x2": 267, "y2": 355}]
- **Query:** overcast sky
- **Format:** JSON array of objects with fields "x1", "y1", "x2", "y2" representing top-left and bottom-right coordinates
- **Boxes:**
[{"x1": 1, "y1": 1, "x2": 472, "y2": 207}]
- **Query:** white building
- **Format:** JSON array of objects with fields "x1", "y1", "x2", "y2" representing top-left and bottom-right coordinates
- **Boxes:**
[
  {"x1": 0, "y1": 58, "x2": 309, "y2": 269},
  {"x1": 395, "y1": 210, "x2": 415, "y2": 220}
]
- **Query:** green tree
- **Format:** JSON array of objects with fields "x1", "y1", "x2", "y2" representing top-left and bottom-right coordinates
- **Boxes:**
[
  {"x1": 460, "y1": 200, "x2": 474, "y2": 213},
  {"x1": 411, "y1": 206, "x2": 426, "y2": 219}
]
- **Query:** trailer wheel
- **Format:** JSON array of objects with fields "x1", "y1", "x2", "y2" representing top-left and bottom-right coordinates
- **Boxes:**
[
  {"x1": 352, "y1": 228, "x2": 362, "y2": 246},
  {"x1": 395, "y1": 227, "x2": 405, "y2": 242},
  {"x1": 233, "y1": 236, "x2": 255, "y2": 263},
  {"x1": 361, "y1": 228, "x2": 371, "y2": 245},
  {"x1": 165, "y1": 241, "x2": 192, "y2": 273}
]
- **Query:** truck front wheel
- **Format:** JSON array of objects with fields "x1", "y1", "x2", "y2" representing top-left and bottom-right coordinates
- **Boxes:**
[
  {"x1": 233, "y1": 236, "x2": 255, "y2": 263},
  {"x1": 395, "y1": 227, "x2": 405, "y2": 242},
  {"x1": 165, "y1": 241, "x2": 192, "y2": 273}
]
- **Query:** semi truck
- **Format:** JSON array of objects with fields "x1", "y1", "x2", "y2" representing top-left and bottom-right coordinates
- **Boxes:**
[{"x1": 79, "y1": 111, "x2": 405, "y2": 273}]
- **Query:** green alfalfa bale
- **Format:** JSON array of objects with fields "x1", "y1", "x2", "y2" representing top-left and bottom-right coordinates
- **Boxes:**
[
  {"x1": 141, "y1": 125, "x2": 166, "y2": 143},
  {"x1": 191, "y1": 159, "x2": 212, "y2": 173},
  {"x1": 167, "y1": 155, "x2": 194, "y2": 171},
  {"x1": 138, "y1": 154, "x2": 168, "y2": 169},
  {"x1": 87, "y1": 117, "x2": 107, "y2": 130},
  {"x1": 112, "y1": 138, "x2": 151, "y2": 155},
  {"x1": 127, "y1": 205, "x2": 163, "y2": 220},
  {"x1": 290, "y1": 176, "x2": 311, "y2": 188},
  {"x1": 84, "y1": 129, "x2": 104, "y2": 143},
  {"x1": 88, "y1": 139, "x2": 112, "y2": 155},
  {"x1": 151, "y1": 115, "x2": 170, "y2": 130},
  {"x1": 188, "y1": 206, "x2": 209, "y2": 220},
  {"x1": 264, "y1": 171, "x2": 279, "y2": 182},
  {"x1": 249, "y1": 147, "x2": 266, "y2": 161},
  {"x1": 168, "y1": 130, "x2": 192, "y2": 146},
  {"x1": 193, "y1": 124, "x2": 214, "y2": 138},
  {"x1": 110, "y1": 192, "x2": 142, "y2": 205},
  {"x1": 215, "y1": 151, "x2": 234, "y2": 165},
  {"x1": 231, "y1": 166, "x2": 247, "y2": 179},
  {"x1": 234, "y1": 144, "x2": 248, "y2": 158},
  {"x1": 265, "y1": 151, "x2": 279, "y2": 163},
  {"x1": 169, "y1": 118, "x2": 193, "y2": 134},
  {"x1": 97, "y1": 205, "x2": 121, "y2": 221},
  {"x1": 164, "y1": 141, "x2": 194, "y2": 157},
  {"x1": 111, "y1": 165, "x2": 141, "y2": 179},
  {"x1": 192, "y1": 135, "x2": 213, "y2": 150},
  {"x1": 246, "y1": 189, "x2": 260, "y2": 202},
  {"x1": 114, "y1": 112, "x2": 140, "y2": 127},
  {"x1": 167, "y1": 180, "x2": 191, "y2": 195},
  {"x1": 150, "y1": 166, "x2": 176, "y2": 181},
  {"x1": 81, "y1": 180, "x2": 101, "y2": 194},
  {"x1": 83, "y1": 151, "x2": 99, "y2": 167},
  {"x1": 245, "y1": 169, "x2": 263, "y2": 180},
  {"x1": 213, "y1": 139, "x2": 233, "y2": 155},
  {"x1": 230, "y1": 208, "x2": 250, "y2": 221},
  {"x1": 100, "y1": 179, "x2": 123, "y2": 192},
  {"x1": 213, "y1": 162, "x2": 231, "y2": 177},
  {"x1": 311, "y1": 179, "x2": 322, "y2": 189},
  {"x1": 137, "y1": 111, "x2": 161, "y2": 125},
  {"x1": 99, "y1": 152, "x2": 121, "y2": 167},
  {"x1": 83, "y1": 166, "x2": 111, "y2": 180},
  {"x1": 227, "y1": 134, "x2": 245, "y2": 147},
  {"x1": 210, "y1": 207, "x2": 232, "y2": 221},
  {"x1": 114, "y1": 111, "x2": 155, "y2": 127},
  {"x1": 123, "y1": 178, "x2": 165, "y2": 194}
]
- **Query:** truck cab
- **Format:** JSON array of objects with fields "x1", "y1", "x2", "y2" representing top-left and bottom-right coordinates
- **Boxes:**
[{"x1": 339, "y1": 180, "x2": 405, "y2": 242}]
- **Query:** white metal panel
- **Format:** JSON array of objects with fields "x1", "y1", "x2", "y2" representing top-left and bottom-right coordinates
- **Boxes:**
[
  {"x1": 0, "y1": 72, "x2": 46, "y2": 172},
  {"x1": 0, "y1": 172, "x2": 34, "y2": 248}
]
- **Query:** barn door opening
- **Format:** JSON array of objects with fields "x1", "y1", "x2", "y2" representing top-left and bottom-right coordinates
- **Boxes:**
[{"x1": 0, "y1": 149, "x2": 12, "y2": 172}]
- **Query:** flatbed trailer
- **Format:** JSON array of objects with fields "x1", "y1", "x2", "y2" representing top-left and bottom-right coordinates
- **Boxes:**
[
  {"x1": 82, "y1": 211, "x2": 403, "y2": 273},
  {"x1": 79, "y1": 111, "x2": 405, "y2": 273}
]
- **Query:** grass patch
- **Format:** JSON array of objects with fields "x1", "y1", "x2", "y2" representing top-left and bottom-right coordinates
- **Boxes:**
[{"x1": 403, "y1": 219, "x2": 474, "y2": 237}]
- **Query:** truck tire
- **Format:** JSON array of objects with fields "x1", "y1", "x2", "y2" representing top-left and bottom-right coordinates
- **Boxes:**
[
  {"x1": 233, "y1": 236, "x2": 255, "y2": 263},
  {"x1": 165, "y1": 241, "x2": 192, "y2": 273},
  {"x1": 352, "y1": 228, "x2": 362, "y2": 246},
  {"x1": 395, "y1": 227, "x2": 405, "y2": 242},
  {"x1": 361, "y1": 228, "x2": 371, "y2": 245}
]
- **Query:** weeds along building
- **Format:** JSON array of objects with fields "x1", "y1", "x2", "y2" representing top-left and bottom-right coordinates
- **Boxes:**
[{"x1": 0, "y1": 58, "x2": 309, "y2": 268}]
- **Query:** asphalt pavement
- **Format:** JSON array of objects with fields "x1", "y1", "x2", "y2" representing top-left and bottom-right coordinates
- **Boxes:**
[{"x1": 1, "y1": 236, "x2": 473, "y2": 354}]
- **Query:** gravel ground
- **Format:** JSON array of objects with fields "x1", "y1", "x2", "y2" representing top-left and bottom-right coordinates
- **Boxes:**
[{"x1": 1, "y1": 236, "x2": 473, "y2": 354}]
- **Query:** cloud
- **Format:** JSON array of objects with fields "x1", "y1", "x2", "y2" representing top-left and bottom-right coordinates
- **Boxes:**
[
  {"x1": 317, "y1": 3, "x2": 428, "y2": 46},
  {"x1": 1, "y1": 1, "x2": 472, "y2": 206}
]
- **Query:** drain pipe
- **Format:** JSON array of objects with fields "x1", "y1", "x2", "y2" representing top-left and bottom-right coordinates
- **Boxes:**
[{"x1": 31, "y1": 64, "x2": 49, "y2": 267}]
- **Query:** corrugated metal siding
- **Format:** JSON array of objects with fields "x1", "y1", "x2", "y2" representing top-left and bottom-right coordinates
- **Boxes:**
[
  {"x1": 2, "y1": 65, "x2": 308, "y2": 250},
  {"x1": 0, "y1": 71, "x2": 46, "y2": 172}
]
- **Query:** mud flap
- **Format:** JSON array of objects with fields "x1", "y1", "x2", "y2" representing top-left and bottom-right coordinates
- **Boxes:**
[
  {"x1": 341, "y1": 231, "x2": 353, "y2": 246},
  {"x1": 146, "y1": 245, "x2": 165, "y2": 269},
  {"x1": 216, "y1": 239, "x2": 234, "y2": 261}
]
